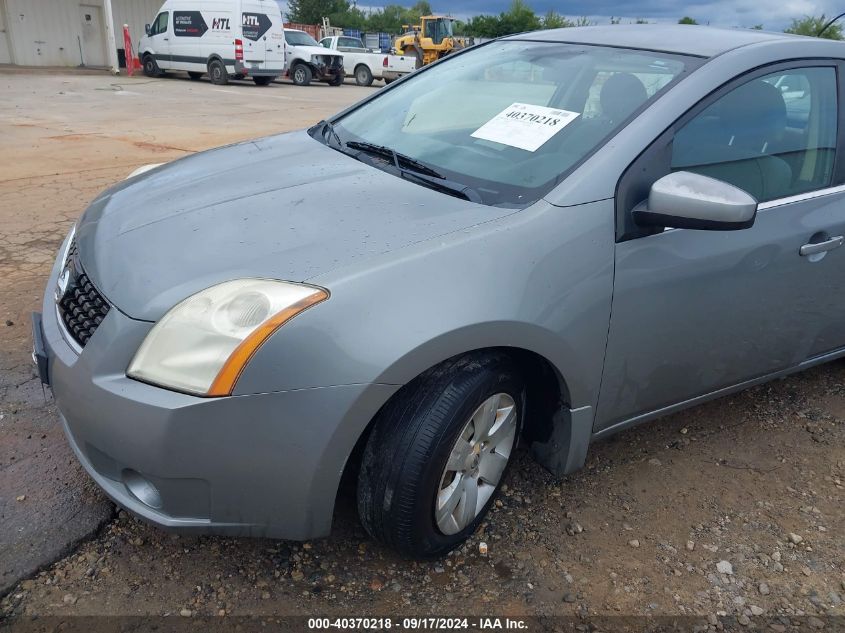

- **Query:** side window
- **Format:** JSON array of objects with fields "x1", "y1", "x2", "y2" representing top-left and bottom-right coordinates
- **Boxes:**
[
  {"x1": 151, "y1": 12, "x2": 168, "y2": 36},
  {"x1": 338, "y1": 37, "x2": 362, "y2": 49},
  {"x1": 319, "y1": 38, "x2": 331, "y2": 48},
  {"x1": 672, "y1": 67, "x2": 838, "y2": 202}
]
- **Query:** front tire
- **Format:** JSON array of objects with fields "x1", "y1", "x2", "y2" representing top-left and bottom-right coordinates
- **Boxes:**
[
  {"x1": 291, "y1": 63, "x2": 312, "y2": 86},
  {"x1": 142, "y1": 54, "x2": 161, "y2": 77},
  {"x1": 357, "y1": 352, "x2": 524, "y2": 558},
  {"x1": 354, "y1": 64, "x2": 373, "y2": 86},
  {"x1": 207, "y1": 59, "x2": 228, "y2": 85}
]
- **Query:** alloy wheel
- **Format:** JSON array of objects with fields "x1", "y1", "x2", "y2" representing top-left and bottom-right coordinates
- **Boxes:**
[{"x1": 435, "y1": 393, "x2": 517, "y2": 535}]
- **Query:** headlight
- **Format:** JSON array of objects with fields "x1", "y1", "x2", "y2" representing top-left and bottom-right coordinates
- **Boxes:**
[{"x1": 127, "y1": 279, "x2": 328, "y2": 396}]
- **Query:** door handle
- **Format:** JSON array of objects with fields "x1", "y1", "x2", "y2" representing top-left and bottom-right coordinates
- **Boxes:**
[
  {"x1": 800, "y1": 235, "x2": 844, "y2": 256},
  {"x1": 163, "y1": 37, "x2": 169, "y2": 41}
]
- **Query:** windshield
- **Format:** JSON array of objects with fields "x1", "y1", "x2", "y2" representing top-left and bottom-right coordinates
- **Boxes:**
[
  {"x1": 285, "y1": 30, "x2": 319, "y2": 46},
  {"x1": 327, "y1": 41, "x2": 692, "y2": 207}
]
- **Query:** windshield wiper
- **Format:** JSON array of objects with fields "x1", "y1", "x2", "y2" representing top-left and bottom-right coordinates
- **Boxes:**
[
  {"x1": 347, "y1": 141, "x2": 481, "y2": 202},
  {"x1": 319, "y1": 119, "x2": 343, "y2": 148},
  {"x1": 327, "y1": 137, "x2": 482, "y2": 203},
  {"x1": 398, "y1": 169, "x2": 483, "y2": 203},
  {"x1": 346, "y1": 141, "x2": 445, "y2": 179}
]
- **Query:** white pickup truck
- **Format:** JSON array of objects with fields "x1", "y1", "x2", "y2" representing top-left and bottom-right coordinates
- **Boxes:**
[
  {"x1": 381, "y1": 51, "x2": 417, "y2": 85},
  {"x1": 318, "y1": 35, "x2": 415, "y2": 86}
]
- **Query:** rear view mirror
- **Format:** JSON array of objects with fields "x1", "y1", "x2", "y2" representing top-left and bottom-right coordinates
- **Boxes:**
[
  {"x1": 633, "y1": 171, "x2": 757, "y2": 231},
  {"x1": 145, "y1": 23, "x2": 151, "y2": 36}
]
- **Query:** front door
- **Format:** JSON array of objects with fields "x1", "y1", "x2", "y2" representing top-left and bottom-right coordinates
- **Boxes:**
[
  {"x1": 596, "y1": 62, "x2": 845, "y2": 432},
  {"x1": 78, "y1": 4, "x2": 107, "y2": 67},
  {"x1": 147, "y1": 11, "x2": 171, "y2": 68}
]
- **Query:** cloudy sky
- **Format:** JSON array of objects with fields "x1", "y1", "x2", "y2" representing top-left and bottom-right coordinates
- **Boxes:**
[
  {"x1": 280, "y1": 1, "x2": 842, "y2": 31},
  {"x1": 497, "y1": 0, "x2": 840, "y2": 30}
]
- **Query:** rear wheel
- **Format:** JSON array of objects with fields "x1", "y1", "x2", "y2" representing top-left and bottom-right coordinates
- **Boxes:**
[
  {"x1": 253, "y1": 76, "x2": 272, "y2": 86},
  {"x1": 354, "y1": 64, "x2": 373, "y2": 87},
  {"x1": 357, "y1": 352, "x2": 524, "y2": 558},
  {"x1": 142, "y1": 54, "x2": 161, "y2": 77},
  {"x1": 187, "y1": 71, "x2": 203, "y2": 81},
  {"x1": 291, "y1": 63, "x2": 312, "y2": 86},
  {"x1": 207, "y1": 59, "x2": 228, "y2": 85}
]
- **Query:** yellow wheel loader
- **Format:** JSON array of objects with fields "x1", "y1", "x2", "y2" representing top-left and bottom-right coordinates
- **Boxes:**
[{"x1": 393, "y1": 16, "x2": 469, "y2": 68}]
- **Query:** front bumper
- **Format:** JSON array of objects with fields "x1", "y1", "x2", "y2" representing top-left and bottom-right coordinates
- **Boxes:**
[
  {"x1": 310, "y1": 63, "x2": 344, "y2": 81},
  {"x1": 38, "y1": 250, "x2": 398, "y2": 539}
]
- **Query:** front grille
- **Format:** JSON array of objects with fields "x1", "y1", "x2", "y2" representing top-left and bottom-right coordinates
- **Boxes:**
[
  {"x1": 56, "y1": 239, "x2": 110, "y2": 348},
  {"x1": 328, "y1": 56, "x2": 342, "y2": 69}
]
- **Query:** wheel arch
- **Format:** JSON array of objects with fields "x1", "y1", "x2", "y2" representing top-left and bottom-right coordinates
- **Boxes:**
[
  {"x1": 368, "y1": 321, "x2": 585, "y2": 404},
  {"x1": 206, "y1": 53, "x2": 224, "y2": 66},
  {"x1": 334, "y1": 342, "x2": 585, "y2": 528}
]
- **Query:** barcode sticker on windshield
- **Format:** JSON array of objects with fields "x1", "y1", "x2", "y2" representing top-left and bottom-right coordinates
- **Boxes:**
[{"x1": 471, "y1": 103, "x2": 580, "y2": 152}]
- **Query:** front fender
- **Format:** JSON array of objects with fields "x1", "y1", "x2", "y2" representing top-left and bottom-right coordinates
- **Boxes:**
[
  {"x1": 368, "y1": 320, "x2": 578, "y2": 392},
  {"x1": 234, "y1": 198, "x2": 616, "y2": 411}
]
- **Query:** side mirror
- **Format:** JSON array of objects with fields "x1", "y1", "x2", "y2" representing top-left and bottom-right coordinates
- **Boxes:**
[
  {"x1": 633, "y1": 171, "x2": 757, "y2": 231},
  {"x1": 145, "y1": 23, "x2": 151, "y2": 36}
]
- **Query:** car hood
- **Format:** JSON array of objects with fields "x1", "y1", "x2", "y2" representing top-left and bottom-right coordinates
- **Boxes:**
[
  {"x1": 292, "y1": 45, "x2": 342, "y2": 59},
  {"x1": 76, "y1": 131, "x2": 510, "y2": 321}
]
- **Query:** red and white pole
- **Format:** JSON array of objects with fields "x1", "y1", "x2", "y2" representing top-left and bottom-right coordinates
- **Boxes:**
[{"x1": 123, "y1": 24, "x2": 135, "y2": 76}]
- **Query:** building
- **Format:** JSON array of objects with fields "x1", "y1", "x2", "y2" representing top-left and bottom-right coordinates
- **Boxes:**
[{"x1": 0, "y1": 0, "x2": 162, "y2": 71}]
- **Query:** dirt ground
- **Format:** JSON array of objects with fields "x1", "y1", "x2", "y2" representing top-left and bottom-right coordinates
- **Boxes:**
[
  {"x1": 1, "y1": 70, "x2": 844, "y2": 629},
  {"x1": 0, "y1": 70, "x2": 374, "y2": 596}
]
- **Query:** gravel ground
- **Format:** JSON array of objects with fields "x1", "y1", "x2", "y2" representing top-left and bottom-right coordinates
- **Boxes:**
[
  {"x1": 1, "y1": 70, "x2": 844, "y2": 628},
  {"x1": 3, "y1": 366, "x2": 844, "y2": 623}
]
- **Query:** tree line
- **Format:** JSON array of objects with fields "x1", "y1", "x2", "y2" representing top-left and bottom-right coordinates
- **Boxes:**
[
  {"x1": 285, "y1": 0, "x2": 844, "y2": 41},
  {"x1": 286, "y1": 0, "x2": 434, "y2": 31},
  {"x1": 678, "y1": 14, "x2": 843, "y2": 39}
]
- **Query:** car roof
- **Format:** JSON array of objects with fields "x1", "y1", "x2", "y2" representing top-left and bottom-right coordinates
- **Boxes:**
[{"x1": 506, "y1": 24, "x2": 829, "y2": 58}]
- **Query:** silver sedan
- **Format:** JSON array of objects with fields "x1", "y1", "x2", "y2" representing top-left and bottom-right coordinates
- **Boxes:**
[{"x1": 34, "y1": 24, "x2": 845, "y2": 557}]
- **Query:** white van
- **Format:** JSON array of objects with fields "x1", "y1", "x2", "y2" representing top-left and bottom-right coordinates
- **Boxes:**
[{"x1": 139, "y1": 0, "x2": 285, "y2": 86}]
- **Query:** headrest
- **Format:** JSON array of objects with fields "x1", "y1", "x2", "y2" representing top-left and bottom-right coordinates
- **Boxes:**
[{"x1": 600, "y1": 72, "x2": 648, "y2": 123}]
